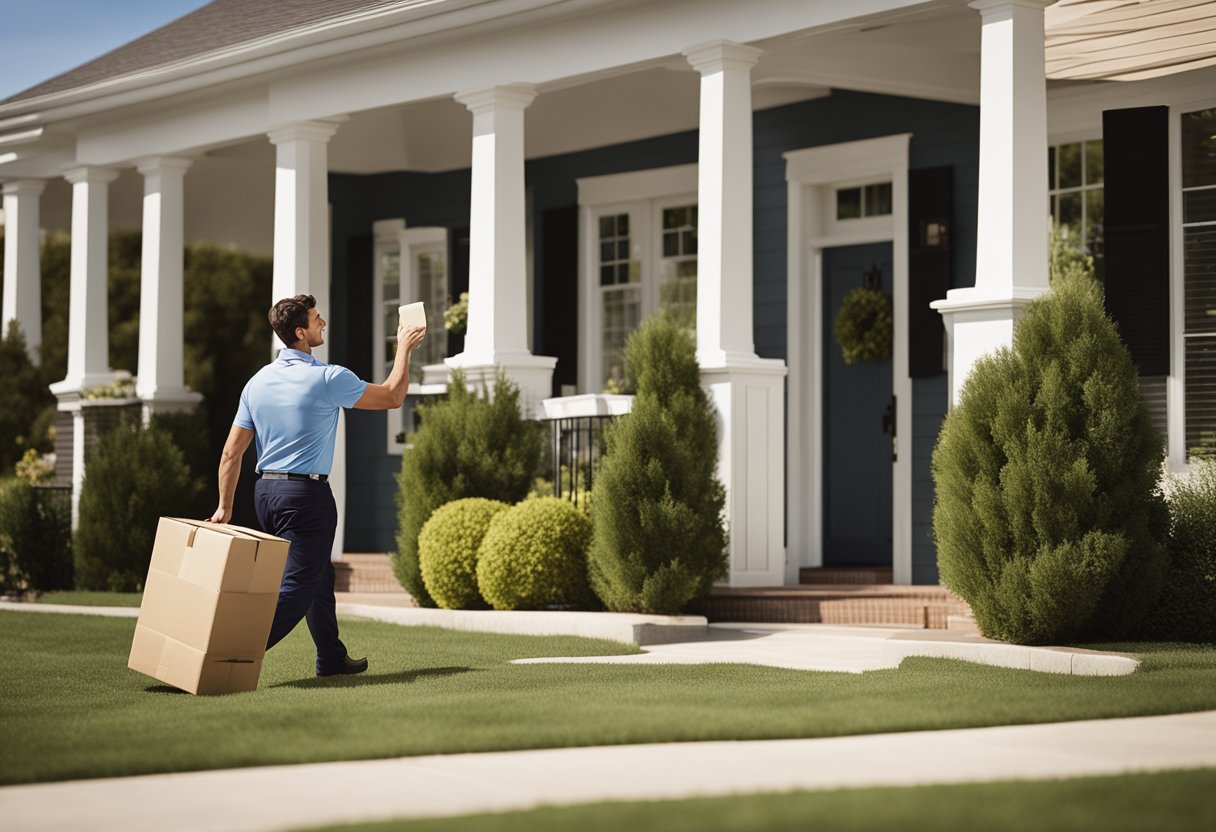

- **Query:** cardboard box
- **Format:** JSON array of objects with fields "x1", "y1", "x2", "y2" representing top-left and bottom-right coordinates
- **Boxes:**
[
  {"x1": 128, "y1": 518, "x2": 289, "y2": 695},
  {"x1": 398, "y1": 301, "x2": 426, "y2": 329}
]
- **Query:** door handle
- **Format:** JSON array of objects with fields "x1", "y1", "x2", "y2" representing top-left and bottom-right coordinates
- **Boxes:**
[{"x1": 882, "y1": 395, "x2": 897, "y2": 462}]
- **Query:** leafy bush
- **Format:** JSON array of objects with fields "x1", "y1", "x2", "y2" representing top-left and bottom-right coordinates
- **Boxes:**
[
  {"x1": 588, "y1": 315, "x2": 728, "y2": 614},
  {"x1": 418, "y1": 497, "x2": 509, "y2": 609},
  {"x1": 1149, "y1": 460, "x2": 1216, "y2": 643},
  {"x1": 0, "y1": 480, "x2": 73, "y2": 594},
  {"x1": 0, "y1": 321, "x2": 55, "y2": 472},
  {"x1": 931, "y1": 273, "x2": 1168, "y2": 644},
  {"x1": 74, "y1": 419, "x2": 202, "y2": 591},
  {"x1": 395, "y1": 370, "x2": 545, "y2": 606},
  {"x1": 476, "y1": 497, "x2": 594, "y2": 610}
]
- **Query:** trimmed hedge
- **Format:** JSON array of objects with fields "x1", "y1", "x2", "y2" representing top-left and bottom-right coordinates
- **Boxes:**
[
  {"x1": 0, "y1": 480, "x2": 73, "y2": 594},
  {"x1": 418, "y1": 497, "x2": 509, "y2": 609},
  {"x1": 931, "y1": 273, "x2": 1167, "y2": 644},
  {"x1": 476, "y1": 497, "x2": 594, "y2": 610},
  {"x1": 74, "y1": 420, "x2": 202, "y2": 591},
  {"x1": 394, "y1": 370, "x2": 544, "y2": 607},
  {"x1": 1150, "y1": 460, "x2": 1216, "y2": 643}
]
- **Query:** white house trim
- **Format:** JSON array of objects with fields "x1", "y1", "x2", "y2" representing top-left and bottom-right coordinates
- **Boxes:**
[{"x1": 784, "y1": 133, "x2": 913, "y2": 585}]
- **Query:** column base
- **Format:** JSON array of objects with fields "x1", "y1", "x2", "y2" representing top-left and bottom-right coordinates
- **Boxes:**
[
  {"x1": 137, "y1": 387, "x2": 203, "y2": 422},
  {"x1": 444, "y1": 351, "x2": 558, "y2": 418},
  {"x1": 931, "y1": 285, "x2": 1048, "y2": 406},
  {"x1": 699, "y1": 356, "x2": 788, "y2": 587}
]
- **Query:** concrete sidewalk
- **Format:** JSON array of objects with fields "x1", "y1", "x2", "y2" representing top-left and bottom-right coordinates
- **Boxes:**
[{"x1": 4, "y1": 710, "x2": 1215, "y2": 832}]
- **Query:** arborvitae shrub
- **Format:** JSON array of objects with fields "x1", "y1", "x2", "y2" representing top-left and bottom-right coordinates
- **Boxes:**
[
  {"x1": 0, "y1": 480, "x2": 73, "y2": 594},
  {"x1": 394, "y1": 370, "x2": 543, "y2": 606},
  {"x1": 1149, "y1": 460, "x2": 1216, "y2": 643},
  {"x1": 588, "y1": 315, "x2": 728, "y2": 614},
  {"x1": 0, "y1": 322, "x2": 55, "y2": 472},
  {"x1": 74, "y1": 419, "x2": 202, "y2": 591},
  {"x1": 418, "y1": 497, "x2": 509, "y2": 609},
  {"x1": 476, "y1": 497, "x2": 594, "y2": 610},
  {"x1": 932, "y1": 274, "x2": 1167, "y2": 643}
]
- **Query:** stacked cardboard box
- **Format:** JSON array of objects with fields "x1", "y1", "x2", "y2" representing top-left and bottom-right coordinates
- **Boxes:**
[{"x1": 128, "y1": 518, "x2": 289, "y2": 695}]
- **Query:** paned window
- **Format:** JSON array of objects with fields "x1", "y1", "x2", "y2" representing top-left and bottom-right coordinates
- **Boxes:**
[
  {"x1": 835, "y1": 182, "x2": 892, "y2": 220},
  {"x1": 594, "y1": 201, "x2": 697, "y2": 389},
  {"x1": 1182, "y1": 109, "x2": 1216, "y2": 459},
  {"x1": 1049, "y1": 139, "x2": 1104, "y2": 277}
]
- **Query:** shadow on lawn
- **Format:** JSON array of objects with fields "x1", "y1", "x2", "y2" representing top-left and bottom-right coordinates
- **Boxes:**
[{"x1": 271, "y1": 665, "x2": 474, "y2": 690}]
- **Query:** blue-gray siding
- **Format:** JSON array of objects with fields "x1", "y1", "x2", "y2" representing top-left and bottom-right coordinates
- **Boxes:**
[{"x1": 330, "y1": 90, "x2": 979, "y2": 579}]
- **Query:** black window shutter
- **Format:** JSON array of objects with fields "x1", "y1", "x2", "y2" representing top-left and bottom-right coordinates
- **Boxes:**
[
  {"x1": 1103, "y1": 106, "x2": 1169, "y2": 376},
  {"x1": 908, "y1": 166, "x2": 952, "y2": 377},
  {"x1": 540, "y1": 205, "x2": 578, "y2": 394},
  {"x1": 344, "y1": 233, "x2": 373, "y2": 381}
]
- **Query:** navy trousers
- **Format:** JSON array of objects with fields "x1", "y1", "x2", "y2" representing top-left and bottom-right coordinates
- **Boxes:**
[{"x1": 255, "y1": 478, "x2": 349, "y2": 674}]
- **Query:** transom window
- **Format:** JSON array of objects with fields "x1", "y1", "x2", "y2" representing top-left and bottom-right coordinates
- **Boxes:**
[
  {"x1": 835, "y1": 182, "x2": 892, "y2": 220},
  {"x1": 1049, "y1": 139, "x2": 1104, "y2": 277}
]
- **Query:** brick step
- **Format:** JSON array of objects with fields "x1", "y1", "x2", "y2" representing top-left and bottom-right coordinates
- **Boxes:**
[
  {"x1": 699, "y1": 585, "x2": 971, "y2": 629},
  {"x1": 334, "y1": 554, "x2": 404, "y2": 594},
  {"x1": 799, "y1": 566, "x2": 893, "y2": 585}
]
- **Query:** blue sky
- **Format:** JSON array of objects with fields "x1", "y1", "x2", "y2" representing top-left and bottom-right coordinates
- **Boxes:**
[{"x1": 0, "y1": 0, "x2": 211, "y2": 100}]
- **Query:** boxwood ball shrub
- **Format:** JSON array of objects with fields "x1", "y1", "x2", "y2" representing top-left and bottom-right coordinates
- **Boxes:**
[
  {"x1": 74, "y1": 419, "x2": 202, "y2": 591},
  {"x1": 476, "y1": 497, "x2": 594, "y2": 610},
  {"x1": 418, "y1": 497, "x2": 509, "y2": 609},
  {"x1": 395, "y1": 369, "x2": 544, "y2": 607},
  {"x1": 588, "y1": 315, "x2": 728, "y2": 615},
  {"x1": 931, "y1": 273, "x2": 1167, "y2": 644}
]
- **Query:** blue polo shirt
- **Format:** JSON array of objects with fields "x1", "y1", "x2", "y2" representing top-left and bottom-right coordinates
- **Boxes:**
[{"x1": 234, "y1": 348, "x2": 367, "y2": 476}]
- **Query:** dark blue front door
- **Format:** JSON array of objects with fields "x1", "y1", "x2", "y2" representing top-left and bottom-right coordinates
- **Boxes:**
[{"x1": 823, "y1": 243, "x2": 894, "y2": 567}]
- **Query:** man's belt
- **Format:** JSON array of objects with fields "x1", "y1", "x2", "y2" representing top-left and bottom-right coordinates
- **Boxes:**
[{"x1": 259, "y1": 471, "x2": 329, "y2": 482}]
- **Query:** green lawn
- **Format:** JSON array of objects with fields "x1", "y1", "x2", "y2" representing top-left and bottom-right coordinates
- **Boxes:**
[
  {"x1": 4, "y1": 610, "x2": 1216, "y2": 786},
  {"x1": 303, "y1": 769, "x2": 1216, "y2": 832},
  {"x1": 35, "y1": 591, "x2": 143, "y2": 607}
]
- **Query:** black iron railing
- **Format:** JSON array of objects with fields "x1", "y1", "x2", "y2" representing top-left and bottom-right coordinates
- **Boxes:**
[{"x1": 541, "y1": 415, "x2": 618, "y2": 508}]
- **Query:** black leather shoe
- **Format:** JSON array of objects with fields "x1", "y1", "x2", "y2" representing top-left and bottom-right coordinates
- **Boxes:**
[{"x1": 317, "y1": 656, "x2": 368, "y2": 677}]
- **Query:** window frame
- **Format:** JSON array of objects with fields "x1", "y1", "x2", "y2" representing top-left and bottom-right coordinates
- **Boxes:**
[
  {"x1": 1170, "y1": 101, "x2": 1216, "y2": 468},
  {"x1": 577, "y1": 164, "x2": 699, "y2": 393},
  {"x1": 372, "y1": 219, "x2": 449, "y2": 455},
  {"x1": 1047, "y1": 135, "x2": 1105, "y2": 268}
]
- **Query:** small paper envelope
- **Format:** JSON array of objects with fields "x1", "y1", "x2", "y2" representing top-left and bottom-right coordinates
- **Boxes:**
[{"x1": 398, "y1": 302, "x2": 426, "y2": 329}]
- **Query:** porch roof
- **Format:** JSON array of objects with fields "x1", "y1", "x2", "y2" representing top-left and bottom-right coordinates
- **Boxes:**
[{"x1": 1, "y1": 0, "x2": 418, "y2": 104}]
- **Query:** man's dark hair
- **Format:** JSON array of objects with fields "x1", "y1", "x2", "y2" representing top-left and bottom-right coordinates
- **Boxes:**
[{"x1": 269, "y1": 294, "x2": 316, "y2": 347}]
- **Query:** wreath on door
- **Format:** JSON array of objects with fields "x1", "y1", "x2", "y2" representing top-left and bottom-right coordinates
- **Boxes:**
[{"x1": 834, "y1": 286, "x2": 893, "y2": 364}]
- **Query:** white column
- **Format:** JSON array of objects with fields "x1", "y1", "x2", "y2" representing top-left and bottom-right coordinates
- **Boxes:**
[
  {"x1": 685, "y1": 41, "x2": 788, "y2": 587},
  {"x1": 447, "y1": 85, "x2": 555, "y2": 415},
  {"x1": 136, "y1": 157, "x2": 201, "y2": 418},
  {"x1": 932, "y1": 0, "x2": 1051, "y2": 405},
  {"x1": 269, "y1": 120, "x2": 345, "y2": 558},
  {"x1": 50, "y1": 166, "x2": 125, "y2": 398},
  {"x1": 2, "y1": 179, "x2": 46, "y2": 362},
  {"x1": 268, "y1": 120, "x2": 340, "y2": 363}
]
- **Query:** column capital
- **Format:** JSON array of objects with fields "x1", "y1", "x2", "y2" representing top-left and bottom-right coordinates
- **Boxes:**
[
  {"x1": 454, "y1": 84, "x2": 537, "y2": 114},
  {"x1": 267, "y1": 119, "x2": 344, "y2": 146},
  {"x1": 2, "y1": 179, "x2": 47, "y2": 197},
  {"x1": 683, "y1": 40, "x2": 763, "y2": 75},
  {"x1": 135, "y1": 156, "x2": 194, "y2": 177},
  {"x1": 63, "y1": 166, "x2": 120, "y2": 186},
  {"x1": 968, "y1": 0, "x2": 1052, "y2": 15}
]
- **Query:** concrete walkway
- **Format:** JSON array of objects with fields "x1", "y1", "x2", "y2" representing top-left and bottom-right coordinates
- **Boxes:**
[
  {"x1": 0, "y1": 600, "x2": 1139, "y2": 675},
  {"x1": 4, "y1": 710, "x2": 1215, "y2": 832}
]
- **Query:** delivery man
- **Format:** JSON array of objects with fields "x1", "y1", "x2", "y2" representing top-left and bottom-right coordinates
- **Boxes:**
[{"x1": 208, "y1": 294, "x2": 425, "y2": 677}]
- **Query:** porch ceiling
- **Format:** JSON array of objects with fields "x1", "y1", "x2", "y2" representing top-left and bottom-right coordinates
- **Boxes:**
[{"x1": 1046, "y1": 0, "x2": 1216, "y2": 81}]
